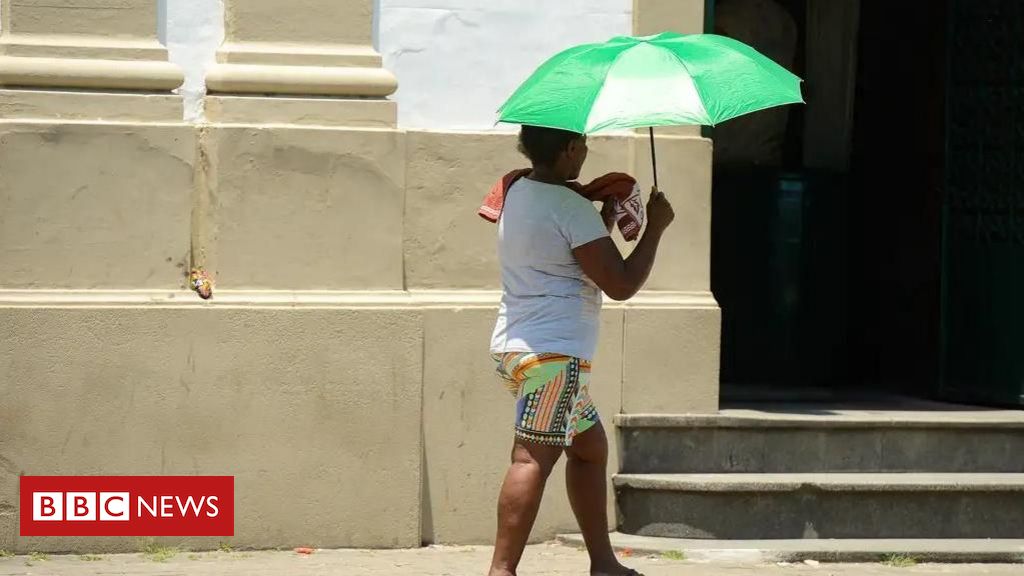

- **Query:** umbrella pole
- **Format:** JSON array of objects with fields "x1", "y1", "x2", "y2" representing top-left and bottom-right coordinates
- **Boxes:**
[{"x1": 649, "y1": 126, "x2": 659, "y2": 191}]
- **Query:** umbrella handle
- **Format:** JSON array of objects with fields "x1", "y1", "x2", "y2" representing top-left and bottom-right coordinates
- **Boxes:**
[{"x1": 649, "y1": 126, "x2": 659, "y2": 192}]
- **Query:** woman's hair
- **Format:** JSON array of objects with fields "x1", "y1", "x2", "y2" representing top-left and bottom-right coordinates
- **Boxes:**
[{"x1": 517, "y1": 125, "x2": 583, "y2": 167}]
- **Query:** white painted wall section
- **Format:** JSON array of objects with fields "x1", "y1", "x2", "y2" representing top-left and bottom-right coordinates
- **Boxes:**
[
  {"x1": 378, "y1": 0, "x2": 632, "y2": 130},
  {"x1": 161, "y1": 0, "x2": 224, "y2": 122}
]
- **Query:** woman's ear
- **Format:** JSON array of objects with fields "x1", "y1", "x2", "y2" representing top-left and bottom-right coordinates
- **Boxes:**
[{"x1": 566, "y1": 137, "x2": 584, "y2": 159}]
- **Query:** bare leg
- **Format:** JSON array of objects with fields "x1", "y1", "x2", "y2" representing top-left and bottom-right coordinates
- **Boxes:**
[
  {"x1": 565, "y1": 422, "x2": 637, "y2": 576},
  {"x1": 488, "y1": 439, "x2": 563, "y2": 576}
]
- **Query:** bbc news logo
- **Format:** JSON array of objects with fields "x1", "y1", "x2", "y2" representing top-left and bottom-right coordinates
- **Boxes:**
[
  {"x1": 21, "y1": 476, "x2": 233, "y2": 536},
  {"x1": 32, "y1": 491, "x2": 219, "y2": 522}
]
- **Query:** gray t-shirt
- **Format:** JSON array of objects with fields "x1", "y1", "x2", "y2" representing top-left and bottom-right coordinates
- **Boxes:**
[{"x1": 490, "y1": 177, "x2": 610, "y2": 361}]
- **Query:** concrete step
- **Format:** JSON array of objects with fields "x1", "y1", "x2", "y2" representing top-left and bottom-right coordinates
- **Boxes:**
[
  {"x1": 557, "y1": 532, "x2": 1024, "y2": 564},
  {"x1": 614, "y1": 473, "x2": 1024, "y2": 540},
  {"x1": 616, "y1": 410, "x2": 1024, "y2": 473}
]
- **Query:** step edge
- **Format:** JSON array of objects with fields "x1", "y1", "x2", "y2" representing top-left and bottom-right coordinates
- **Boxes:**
[
  {"x1": 556, "y1": 534, "x2": 1024, "y2": 564},
  {"x1": 615, "y1": 414, "x2": 1024, "y2": 429},
  {"x1": 613, "y1": 473, "x2": 1024, "y2": 492}
]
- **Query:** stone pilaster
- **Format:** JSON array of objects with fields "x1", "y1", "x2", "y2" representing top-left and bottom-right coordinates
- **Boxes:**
[
  {"x1": 205, "y1": 0, "x2": 396, "y2": 100},
  {"x1": 632, "y1": 0, "x2": 704, "y2": 137},
  {"x1": 0, "y1": 0, "x2": 182, "y2": 92},
  {"x1": 633, "y1": 0, "x2": 706, "y2": 36},
  {"x1": 626, "y1": 0, "x2": 721, "y2": 414}
]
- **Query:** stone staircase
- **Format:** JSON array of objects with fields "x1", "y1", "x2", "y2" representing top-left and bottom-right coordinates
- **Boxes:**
[{"x1": 612, "y1": 404, "x2": 1024, "y2": 542}]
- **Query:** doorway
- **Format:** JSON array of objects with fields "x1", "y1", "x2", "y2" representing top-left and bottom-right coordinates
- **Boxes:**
[{"x1": 710, "y1": 0, "x2": 1024, "y2": 406}]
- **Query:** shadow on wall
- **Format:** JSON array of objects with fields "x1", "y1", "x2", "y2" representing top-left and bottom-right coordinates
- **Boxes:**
[
  {"x1": 373, "y1": 0, "x2": 381, "y2": 51},
  {"x1": 158, "y1": 0, "x2": 167, "y2": 43}
]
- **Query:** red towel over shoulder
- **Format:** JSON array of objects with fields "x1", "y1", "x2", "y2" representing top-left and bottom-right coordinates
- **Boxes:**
[{"x1": 479, "y1": 170, "x2": 644, "y2": 241}]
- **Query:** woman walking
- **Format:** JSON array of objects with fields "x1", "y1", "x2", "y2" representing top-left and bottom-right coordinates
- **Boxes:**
[{"x1": 486, "y1": 125, "x2": 675, "y2": 576}]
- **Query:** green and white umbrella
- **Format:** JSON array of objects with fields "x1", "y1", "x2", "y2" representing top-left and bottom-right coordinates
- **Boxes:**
[{"x1": 498, "y1": 32, "x2": 804, "y2": 187}]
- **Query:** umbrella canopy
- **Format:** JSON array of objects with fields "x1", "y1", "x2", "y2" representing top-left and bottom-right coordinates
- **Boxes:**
[{"x1": 498, "y1": 32, "x2": 804, "y2": 134}]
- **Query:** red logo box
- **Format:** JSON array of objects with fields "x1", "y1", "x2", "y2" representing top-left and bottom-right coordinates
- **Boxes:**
[{"x1": 20, "y1": 476, "x2": 234, "y2": 536}]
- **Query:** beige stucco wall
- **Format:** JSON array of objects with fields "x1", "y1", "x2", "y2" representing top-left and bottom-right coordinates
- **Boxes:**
[
  {"x1": 0, "y1": 122, "x2": 194, "y2": 289},
  {"x1": 0, "y1": 0, "x2": 717, "y2": 553},
  {"x1": 225, "y1": 0, "x2": 374, "y2": 47},
  {"x1": 2, "y1": 0, "x2": 158, "y2": 40},
  {"x1": 0, "y1": 305, "x2": 424, "y2": 552},
  {"x1": 0, "y1": 132, "x2": 719, "y2": 549},
  {"x1": 0, "y1": 90, "x2": 184, "y2": 122},
  {"x1": 634, "y1": 0, "x2": 707, "y2": 35},
  {"x1": 623, "y1": 302, "x2": 721, "y2": 414},
  {"x1": 198, "y1": 125, "x2": 406, "y2": 290},
  {"x1": 0, "y1": 127, "x2": 719, "y2": 552}
]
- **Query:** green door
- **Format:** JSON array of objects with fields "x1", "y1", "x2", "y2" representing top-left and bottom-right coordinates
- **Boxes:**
[{"x1": 939, "y1": 0, "x2": 1024, "y2": 406}]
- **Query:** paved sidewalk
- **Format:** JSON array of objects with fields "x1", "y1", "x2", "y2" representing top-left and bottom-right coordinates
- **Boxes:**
[{"x1": 1, "y1": 543, "x2": 1022, "y2": 576}]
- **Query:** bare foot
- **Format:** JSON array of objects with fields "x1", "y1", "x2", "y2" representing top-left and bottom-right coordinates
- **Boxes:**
[{"x1": 487, "y1": 568, "x2": 516, "y2": 576}]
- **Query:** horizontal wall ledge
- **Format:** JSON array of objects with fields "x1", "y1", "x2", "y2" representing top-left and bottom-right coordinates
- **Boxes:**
[
  {"x1": 0, "y1": 89, "x2": 183, "y2": 121},
  {"x1": 0, "y1": 34, "x2": 170, "y2": 61},
  {"x1": 0, "y1": 290, "x2": 718, "y2": 309},
  {"x1": 205, "y1": 63, "x2": 397, "y2": 97},
  {"x1": 216, "y1": 42, "x2": 384, "y2": 68},
  {"x1": 616, "y1": 412, "x2": 1024, "y2": 429},
  {"x1": 0, "y1": 56, "x2": 183, "y2": 91},
  {"x1": 204, "y1": 94, "x2": 396, "y2": 127}
]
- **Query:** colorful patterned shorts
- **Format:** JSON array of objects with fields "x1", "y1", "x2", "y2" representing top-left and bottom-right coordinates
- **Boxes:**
[{"x1": 492, "y1": 352, "x2": 600, "y2": 447}]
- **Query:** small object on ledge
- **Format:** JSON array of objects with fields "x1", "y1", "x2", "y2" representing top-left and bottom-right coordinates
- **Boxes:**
[{"x1": 189, "y1": 267, "x2": 213, "y2": 300}]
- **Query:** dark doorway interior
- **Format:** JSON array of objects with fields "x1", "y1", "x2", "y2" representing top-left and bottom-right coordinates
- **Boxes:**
[
  {"x1": 711, "y1": 0, "x2": 967, "y2": 404},
  {"x1": 938, "y1": 0, "x2": 1024, "y2": 406}
]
